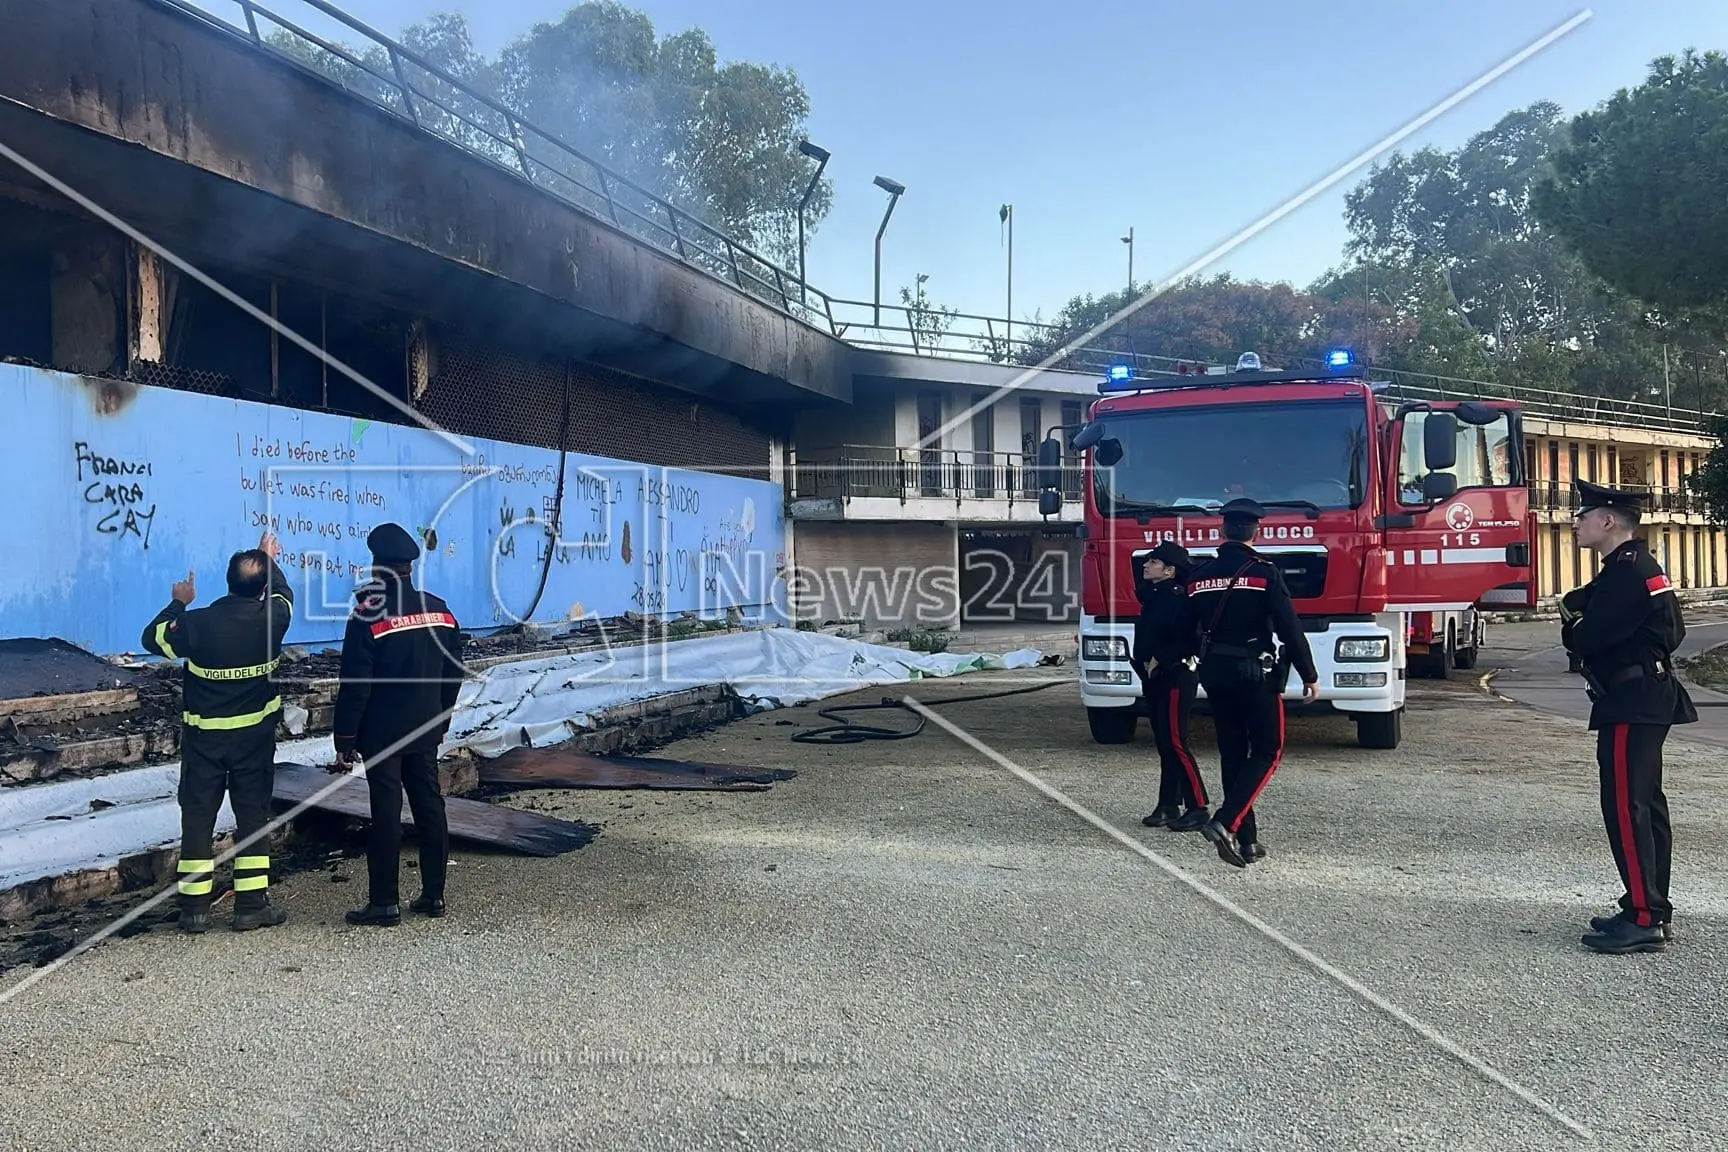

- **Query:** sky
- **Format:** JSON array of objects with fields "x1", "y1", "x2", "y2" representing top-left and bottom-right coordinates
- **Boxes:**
[{"x1": 199, "y1": 0, "x2": 1728, "y2": 331}]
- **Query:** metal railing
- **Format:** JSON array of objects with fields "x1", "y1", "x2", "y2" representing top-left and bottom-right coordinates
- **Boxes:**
[
  {"x1": 148, "y1": 1, "x2": 1716, "y2": 442},
  {"x1": 792, "y1": 445, "x2": 1084, "y2": 506},
  {"x1": 152, "y1": 0, "x2": 832, "y2": 320},
  {"x1": 1529, "y1": 482, "x2": 1705, "y2": 516}
]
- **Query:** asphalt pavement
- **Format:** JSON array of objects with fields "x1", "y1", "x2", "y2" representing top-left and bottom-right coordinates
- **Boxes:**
[{"x1": 1488, "y1": 614, "x2": 1728, "y2": 745}]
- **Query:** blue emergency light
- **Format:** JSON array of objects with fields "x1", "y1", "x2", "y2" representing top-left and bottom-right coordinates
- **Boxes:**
[
  {"x1": 1325, "y1": 348, "x2": 1354, "y2": 368},
  {"x1": 1107, "y1": 364, "x2": 1134, "y2": 383}
]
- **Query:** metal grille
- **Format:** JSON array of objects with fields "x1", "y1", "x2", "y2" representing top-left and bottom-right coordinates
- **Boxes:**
[{"x1": 127, "y1": 360, "x2": 237, "y2": 397}]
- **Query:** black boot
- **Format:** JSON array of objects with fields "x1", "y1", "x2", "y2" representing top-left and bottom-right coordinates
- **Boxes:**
[
  {"x1": 1581, "y1": 916, "x2": 1666, "y2": 954},
  {"x1": 1241, "y1": 840, "x2": 1267, "y2": 863},
  {"x1": 232, "y1": 900, "x2": 288, "y2": 932},
  {"x1": 1169, "y1": 806, "x2": 1211, "y2": 832},
  {"x1": 345, "y1": 903, "x2": 401, "y2": 927},
  {"x1": 410, "y1": 894, "x2": 446, "y2": 918},
  {"x1": 178, "y1": 906, "x2": 210, "y2": 934},
  {"x1": 1141, "y1": 807, "x2": 1181, "y2": 828},
  {"x1": 1201, "y1": 819, "x2": 1247, "y2": 869},
  {"x1": 1589, "y1": 911, "x2": 1672, "y2": 942}
]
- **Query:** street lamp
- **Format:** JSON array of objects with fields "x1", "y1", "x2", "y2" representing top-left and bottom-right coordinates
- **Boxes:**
[
  {"x1": 795, "y1": 140, "x2": 830, "y2": 305},
  {"x1": 873, "y1": 175, "x2": 905, "y2": 328},
  {"x1": 1122, "y1": 227, "x2": 1134, "y2": 294},
  {"x1": 1000, "y1": 203, "x2": 1013, "y2": 351}
]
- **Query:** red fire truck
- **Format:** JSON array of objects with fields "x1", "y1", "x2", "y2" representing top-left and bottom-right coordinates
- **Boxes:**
[{"x1": 1037, "y1": 351, "x2": 1536, "y2": 750}]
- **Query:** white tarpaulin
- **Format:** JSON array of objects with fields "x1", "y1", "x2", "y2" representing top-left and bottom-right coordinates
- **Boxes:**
[
  {"x1": 1, "y1": 631, "x2": 1043, "y2": 893},
  {"x1": 447, "y1": 628, "x2": 1043, "y2": 759}
]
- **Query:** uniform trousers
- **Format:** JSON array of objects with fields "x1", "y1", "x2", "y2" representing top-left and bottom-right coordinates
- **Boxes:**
[
  {"x1": 177, "y1": 724, "x2": 277, "y2": 910},
  {"x1": 1596, "y1": 723, "x2": 1673, "y2": 928},
  {"x1": 1199, "y1": 676, "x2": 1285, "y2": 845},
  {"x1": 364, "y1": 750, "x2": 449, "y2": 907},
  {"x1": 1145, "y1": 673, "x2": 1208, "y2": 811}
]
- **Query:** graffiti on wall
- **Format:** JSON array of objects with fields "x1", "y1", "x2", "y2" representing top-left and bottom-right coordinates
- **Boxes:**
[{"x1": 3, "y1": 364, "x2": 788, "y2": 655}]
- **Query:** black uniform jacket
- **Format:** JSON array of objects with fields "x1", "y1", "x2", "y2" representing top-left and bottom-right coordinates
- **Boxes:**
[
  {"x1": 332, "y1": 570, "x2": 468, "y2": 759},
  {"x1": 1131, "y1": 573, "x2": 1194, "y2": 685},
  {"x1": 142, "y1": 559, "x2": 294, "y2": 735},
  {"x1": 1182, "y1": 541, "x2": 1319, "y2": 686},
  {"x1": 1562, "y1": 538, "x2": 1697, "y2": 730}
]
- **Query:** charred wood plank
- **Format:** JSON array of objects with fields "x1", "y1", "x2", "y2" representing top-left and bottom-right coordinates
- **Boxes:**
[
  {"x1": 271, "y1": 763, "x2": 596, "y2": 856},
  {"x1": 480, "y1": 746, "x2": 795, "y2": 791}
]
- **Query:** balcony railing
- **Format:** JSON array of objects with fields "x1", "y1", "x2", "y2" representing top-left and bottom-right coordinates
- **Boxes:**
[
  {"x1": 1529, "y1": 482, "x2": 1705, "y2": 516},
  {"x1": 792, "y1": 445, "x2": 1084, "y2": 506}
]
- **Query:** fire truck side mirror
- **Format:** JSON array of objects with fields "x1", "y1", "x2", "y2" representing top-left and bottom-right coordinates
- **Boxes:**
[
  {"x1": 1036, "y1": 437, "x2": 1063, "y2": 490},
  {"x1": 1038, "y1": 489, "x2": 1062, "y2": 517},
  {"x1": 1422, "y1": 471, "x2": 1458, "y2": 502},
  {"x1": 1422, "y1": 411, "x2": 1459, "y2": 471}
]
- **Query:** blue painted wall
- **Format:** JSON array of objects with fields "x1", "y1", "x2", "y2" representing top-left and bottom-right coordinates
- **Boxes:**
[{"x1": 1, "y1": 364, "x2": 789, "y2": 655}]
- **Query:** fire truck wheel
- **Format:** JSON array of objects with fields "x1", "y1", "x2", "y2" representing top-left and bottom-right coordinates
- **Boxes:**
[
  {"x1": 1086, "y1": 707, "x2": 1138, "y2": 745},
  {"x1": 1453, "y1": 640, "x2": 1478, "y2": 670},
  {"x1": 1356, "y1": 708, "x2": 1402, "y2": 750}
]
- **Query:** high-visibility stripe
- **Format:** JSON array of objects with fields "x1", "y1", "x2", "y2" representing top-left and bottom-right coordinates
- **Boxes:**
[
  {"x1": 182, "y1": 698, "x2": 281, "y2": 730},
  {"x1": 178, "y1": 858, "x2": 215, "y2": 873},
  {"x1": 185, "y1": 656, "x2": 280, "y2": 681},
  {"x1": 232, "y1": 875, "x2": 270, "y2": 892},
  {"x1": 154, "y1": 621, "x2": 179, "y2": 661},
  {"x1": 271, "y1": 592, "x2": 294, "y2": 618},
  {"x1": 234, "y1": 855, "x2": 271, "y2": 871},
  {"x1": 369, "y1": 611, "x2": 458, "y2": 639},
  {"x1": 177, "y1": 878, "x2": 214, "y2": 896}
]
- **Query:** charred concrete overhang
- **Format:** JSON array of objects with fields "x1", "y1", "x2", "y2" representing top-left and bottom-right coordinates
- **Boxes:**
[
  {"x1": 848, "y1": 348, "x2": 1106, "y2": 400},
  {"x1": 0, "y1": 0, "x2": 851, "y2": 412}
]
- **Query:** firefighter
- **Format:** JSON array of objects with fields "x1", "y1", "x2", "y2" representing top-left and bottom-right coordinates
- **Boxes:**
[
  {"x1": 1561, "y1": 479, "x2": 1695, "y2": 954},
  {"x1": 1182, "y1": 499, "x2": 1319, "y2": 868},
  {"x1": 331, "y1": 522, "x2": 468, "y2": 927},
  {"x1": 141, "y1": 532, "x2": 294, "y2": 933},
  {"x1": 1132, "y1": 541, "x2": 1212, "y2": 832}
]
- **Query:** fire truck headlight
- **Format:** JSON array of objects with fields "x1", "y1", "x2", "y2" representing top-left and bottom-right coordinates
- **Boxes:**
[
  {"x1": 1336, "y1": 637, "x2": 1389, "y2": 662},
  {"x1": 1083, "y1": 636, "x2": 1128, "y2": 660}
]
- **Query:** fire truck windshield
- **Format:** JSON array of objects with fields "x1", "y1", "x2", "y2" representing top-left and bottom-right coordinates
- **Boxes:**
[{"x1": 1091, "y1": 399, "x2": 1369, "y2": 516}]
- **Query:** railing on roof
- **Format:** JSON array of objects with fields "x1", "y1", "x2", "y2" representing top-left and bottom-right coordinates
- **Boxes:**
[
  {"x1": 151, "y1": 1, "x2": 1712, "y2": 441},
  {"x1": 152, "y1": 0, "x2": 839, "y2": 321}
]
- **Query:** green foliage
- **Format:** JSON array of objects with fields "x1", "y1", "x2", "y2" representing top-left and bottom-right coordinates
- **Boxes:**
[
  {"x1": 1535, "y1": 50, "x2": 1728, "y2": 330},
  {"x1": 899, "y1": 274, "x2": 959, "y2": 351},
  {"x1": 1686, "y1": 414, "x2": 1728, "y2": 523},
  {"x1": 268, "y1": 4, "x2": 830, "y2": 270},
  {"x1": 1020, "y1": 98, "x2": 1728, "y2": 412}
]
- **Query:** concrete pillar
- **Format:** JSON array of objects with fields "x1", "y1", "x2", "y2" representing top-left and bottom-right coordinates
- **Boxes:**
[{"x1": 50, "y1": 232, "x2": 126, "y2": 373}]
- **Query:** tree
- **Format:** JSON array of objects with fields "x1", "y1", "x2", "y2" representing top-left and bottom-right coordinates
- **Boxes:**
[
  {"x1": 493, "y1": 3, "x2": 830, "y2": 269},
  {"x1": 266, "y1": 5, "x2": 831, "y2": 272},
  {"x1": 1534, "y1": 49, "x2": 1728, "y2": 332},
  {"x1": 900, "y1": 274, "x2": 958, "y2": 352}
]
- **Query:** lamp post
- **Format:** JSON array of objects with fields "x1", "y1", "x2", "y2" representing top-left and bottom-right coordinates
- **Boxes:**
[
  {"x1": 873, "y1": 175, "x2": 905, "y2": 328},
  {"x1": 1121, "y1": 227, "x2": 1134, "y2": 294},
  {"x1": 1000, "y1": 203, "x2": 1013, "y2": 351},
  {"x1": 795, "y1": 140, "x2": 829, "y2": 306}
]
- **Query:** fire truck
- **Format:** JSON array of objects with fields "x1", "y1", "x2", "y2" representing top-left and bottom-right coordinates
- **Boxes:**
[
  {"x1": 1036, "y1": 351, "x2": 1536, "y2": 750},
  {"x1": 1406, "y1": 608, "x2": 1483, "y2": 679}
]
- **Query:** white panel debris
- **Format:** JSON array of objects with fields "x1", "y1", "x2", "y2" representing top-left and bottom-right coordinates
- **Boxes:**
[{"x1": 1, "y1": 632, "x2": 1043, "y2": 895}]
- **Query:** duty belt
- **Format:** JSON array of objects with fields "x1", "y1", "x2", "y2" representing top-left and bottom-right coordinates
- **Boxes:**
[
  {"x1": 1203, "y1": 642, "x2": 1264, "y2": 659},
  {"x1": 1582, "y1": 660, "x2": 1668, "y2": 701}
]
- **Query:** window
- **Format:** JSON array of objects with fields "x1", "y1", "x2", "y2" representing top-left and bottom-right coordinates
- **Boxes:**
[{"x1": 1396, "y1": 409, "x2": 1517, "y2": 505}]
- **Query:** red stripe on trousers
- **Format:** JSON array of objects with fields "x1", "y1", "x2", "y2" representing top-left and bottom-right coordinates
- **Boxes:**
[
  {"x1": 1169, "y1": 686, "x2": 1207, "y2": 807},
  {"x1": 1229, "y1": 695, "x2": 1285, "y2": 835},
  {"x1": 1613, "y1": 723, "x2": 1652, "y2": 928}
]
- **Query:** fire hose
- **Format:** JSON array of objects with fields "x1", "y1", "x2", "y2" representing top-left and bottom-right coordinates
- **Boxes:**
[{"x1": 788, "y1": 679, "x2": 1069, "y2": 744}]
